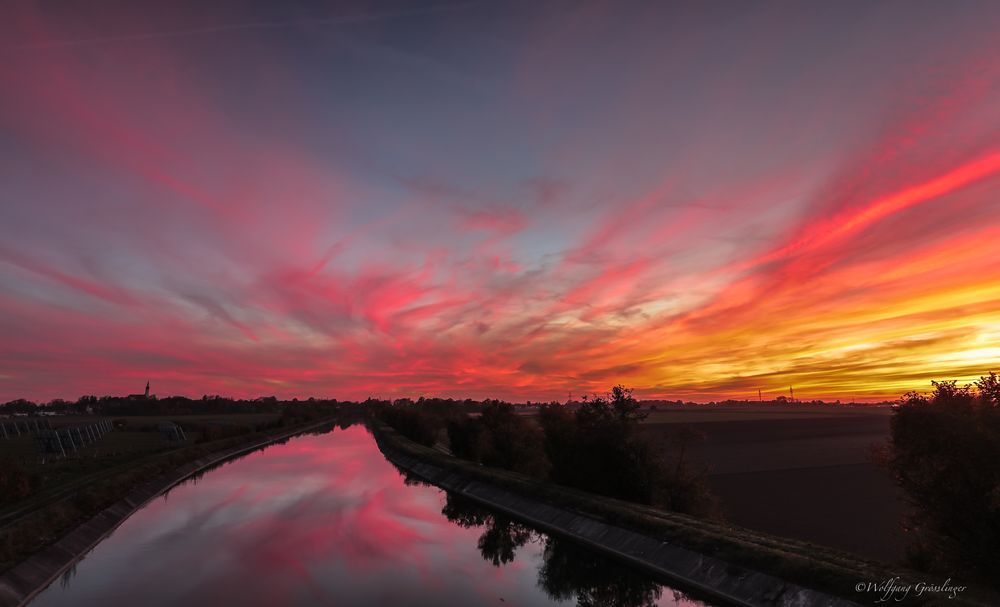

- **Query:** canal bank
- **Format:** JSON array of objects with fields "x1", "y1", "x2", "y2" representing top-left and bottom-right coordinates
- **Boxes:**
[
  {"x1": 0, "y1": 418, "x2": 337, "y2": 607},
  {"x1": 372, "y1": 422, "x2": 960, "y2": 607}
]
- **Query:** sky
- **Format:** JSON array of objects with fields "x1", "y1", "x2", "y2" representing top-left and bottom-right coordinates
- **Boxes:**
[{"x1": 1, "y1": 0, "x2": 999, "y2": 403}]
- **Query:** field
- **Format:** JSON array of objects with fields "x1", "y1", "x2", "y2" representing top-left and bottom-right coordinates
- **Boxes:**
[{"x1": 637, "y1": 405, "x2": 905, "y2": 562}]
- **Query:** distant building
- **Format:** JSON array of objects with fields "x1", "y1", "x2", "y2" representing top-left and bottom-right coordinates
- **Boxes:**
[{"x1": 127, "y1": 381, "x2": 155, "y2": 401}]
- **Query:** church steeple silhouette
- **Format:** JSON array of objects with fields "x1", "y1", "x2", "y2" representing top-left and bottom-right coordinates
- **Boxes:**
[{"x1": 145, "y1": 381, "x2": 150, "y2": 398}]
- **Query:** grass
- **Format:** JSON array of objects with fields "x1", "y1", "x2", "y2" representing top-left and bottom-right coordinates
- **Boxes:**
[
  {"x1": 0, "y1": 413, "x2": 333, "y2": 575},
  {"x1": 0, "y1": 413, "x2": 284, "y2": 490},
  {"x1": 1, "y1": 413, "x2": 280, "y2": 456},
  {"x1": 372, "y1": 421, "x2": 997, "y2": 606}
]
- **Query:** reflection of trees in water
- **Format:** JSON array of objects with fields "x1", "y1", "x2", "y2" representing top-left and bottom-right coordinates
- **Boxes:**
[
  {"x1": 59, "y1": 562, "x2": 78, "y2": 588},
  {"x1": 395, "y1": 468, "x2": 434, "y2": 488},
  {"x1": 538, "y1": 538, "x2": 662, "y2": 607},
  {"x1": 442, "y1": 495, "x2": 534, "y2": 566},
  {"x1": 441, "y1": 494, "x2": 667, "y2": 606},
  {"x1": 441, "y1": 493, "x2": 492, "y2": 528}
]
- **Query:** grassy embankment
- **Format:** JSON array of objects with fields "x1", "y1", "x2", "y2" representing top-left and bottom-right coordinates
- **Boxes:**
[
  {"x1": 372, "y1": 420, "x2": 995, "y2": 606},
  {"x1": 0, "y1": 411, "x2": 335, "y2": 574}
]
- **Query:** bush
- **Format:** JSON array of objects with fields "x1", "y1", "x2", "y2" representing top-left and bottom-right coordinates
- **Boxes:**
[
  {"x1": 539, "y1": 386, "x2": 713, "y2": 515},
  {"x1": 378, "y1": 405, "x2": 441, "y2": 447},
  {"x1": 447, "y1": 416, "x2": 483, "y2": 461},
  {"x1": 465, "y1": 402, "x2": 548, "y2": 477},
  {"x1": 888, "y1": 374, "x2": 1000, "y2": 585},
  {"x1": 540, "y1": 391, "x2": 662, "y2": 505}
]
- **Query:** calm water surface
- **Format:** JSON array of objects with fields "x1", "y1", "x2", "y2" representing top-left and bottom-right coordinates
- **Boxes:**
[{"x1": 31, "y1": 425, "x2": 710, "y2": 606}]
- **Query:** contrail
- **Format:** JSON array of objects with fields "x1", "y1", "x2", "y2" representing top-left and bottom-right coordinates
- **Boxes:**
[{"x1": 10, "y1": 1, "x2": 480, "y2": 51}]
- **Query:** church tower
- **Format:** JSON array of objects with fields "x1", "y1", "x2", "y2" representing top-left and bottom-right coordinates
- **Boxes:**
[{"x1": 145, "y1": 381, "x2": 150, "y2": 398}]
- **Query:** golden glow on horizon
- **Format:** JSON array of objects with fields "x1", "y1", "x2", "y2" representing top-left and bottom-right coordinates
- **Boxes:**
[{"x1": 566, "y1": 155, "x2": 1000, "y2": 402}]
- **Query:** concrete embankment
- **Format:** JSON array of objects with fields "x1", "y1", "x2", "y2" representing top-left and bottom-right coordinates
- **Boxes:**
[
  {"x1": 0, "y1": 419, "x2": 335, "y2": 607},
  {"x1": 373, "y1": 423, "x2": 880, "y2": 607}
]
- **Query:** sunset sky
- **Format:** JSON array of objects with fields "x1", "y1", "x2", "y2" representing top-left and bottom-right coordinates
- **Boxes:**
[{"x1": 2, "y1": 0, "x2": 999, "y2": 403}]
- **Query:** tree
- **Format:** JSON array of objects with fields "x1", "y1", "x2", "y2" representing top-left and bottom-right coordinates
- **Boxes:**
[
  {"x1": 543, "y1": 388, "x2": 663, "y2": 506},
  {"x1": 447, "y1": 416, "x2": 483, "y2": 461},
  {"x1": 446, "y1": 402, "x2": 548, "y2": 477},
  {"x1": 888, "y1": 375, "x2": 1000, "y2": 586},
  {"x1": 610, "y1": 385, "x2": 646, "y2": 422},
  {"x1": 537, "y1": 403, "x2": 579, "y2": 485},
  {"x1": 476, "y1": 402, "x2": 548, "y2": 476},
  {"x1": 977, "y1": 372, "x2": 1000, "y2": 407},
  {"x1": 538, "y1": 386, "x2": 715, "y2": 514},
  {"x1": 1, "y1": 399, "x2": 34, "y2": 414},
  {"x1": 377, "y1": 403, "x2": 440, "y2": 446}
]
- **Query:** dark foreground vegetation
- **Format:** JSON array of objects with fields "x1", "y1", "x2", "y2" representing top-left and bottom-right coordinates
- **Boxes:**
[
  {"x1": 376, "y1": 386, "x2": 717, "y2": 517},
  {"x1": 886, "y1": 373, "x2": 1000, "y2": 588}
]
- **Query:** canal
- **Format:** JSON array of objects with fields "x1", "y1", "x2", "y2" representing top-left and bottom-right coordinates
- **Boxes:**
[{"x1": 30, "y1": 424, "x2": 709, "y2": 606}]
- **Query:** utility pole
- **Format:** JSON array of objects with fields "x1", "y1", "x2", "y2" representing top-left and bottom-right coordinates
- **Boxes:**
[
  {"x1": 790, "y1": 386, "x2": 794, "y2": 402},
  {"x1": 758, "y1": 389, "x2": 762, "y2": 403}
]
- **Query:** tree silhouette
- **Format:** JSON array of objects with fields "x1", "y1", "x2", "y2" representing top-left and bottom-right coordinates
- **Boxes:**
[
  {"x1": 977, "y1": 372, "x2": 1000, "y2": 407},
  {"x1": 539, "y1": 386, "x2": 702, "y2": 509},
  {"x1": 441, "y1": 494, "x2": 535, "y2": 565},
  {"x1": 889, "y1": 374, "x2": 1000, "y2": 586}
]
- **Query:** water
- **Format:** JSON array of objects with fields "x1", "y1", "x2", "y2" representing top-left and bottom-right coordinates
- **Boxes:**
[{"x1": 30, "y1": 425, "x2": 711, "y2": 607}]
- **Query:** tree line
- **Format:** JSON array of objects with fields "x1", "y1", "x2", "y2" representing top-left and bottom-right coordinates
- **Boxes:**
[{"x1": 376, "y1": 385, "x2": 717, "y2": 517}]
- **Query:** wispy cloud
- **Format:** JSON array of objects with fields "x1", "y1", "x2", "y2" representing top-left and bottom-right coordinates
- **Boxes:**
[{"x1": 1, "y1": 1, "x2": 999, "y2": 401}]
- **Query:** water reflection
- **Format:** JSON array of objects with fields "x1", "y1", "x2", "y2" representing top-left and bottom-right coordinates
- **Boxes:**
[
  {"x1": 442, "y1": 494, "x2": 535, "y2": 567},
  {"x1": 30, "y1": 424, "x2": 708, "y2": 607},
  {"x1": 441, "y1": 494, "x2": 670, "y2": 607},
  {"x1": 540, "y1": 540, "x2": 670, "y2": 607}
]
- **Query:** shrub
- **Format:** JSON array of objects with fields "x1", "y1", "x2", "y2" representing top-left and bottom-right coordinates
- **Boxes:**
[
  {"x1": 447, "y1": 416, "x2": 483, "y2": 461},
  {"x1": 378, "y1": 405, "x2": 441, "y2": 447},
  {"x1": 476, "y1": 402, "x2": 548, "y2": 477},
  {"x1": 888, "y1": 374, "x2": 1000, "y2": 585},
  {"x1": 539, "y1": 386, "x2": 713, "y2": 514}
]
